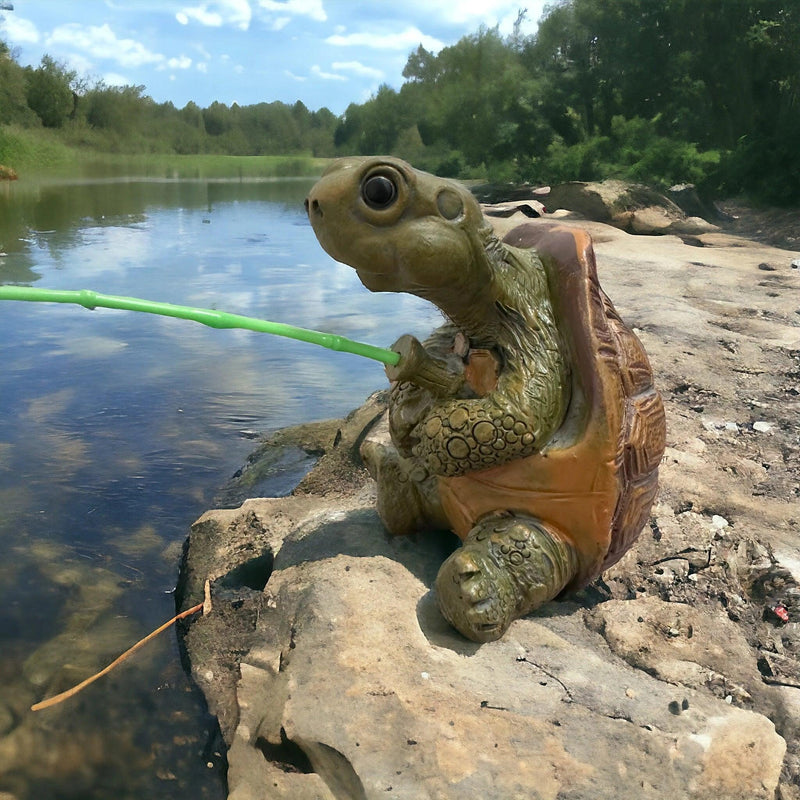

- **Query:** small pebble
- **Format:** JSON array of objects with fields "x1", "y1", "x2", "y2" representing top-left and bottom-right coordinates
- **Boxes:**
[
  {"x1": 701, "y1": 419, "x2": 723, "y2": 433},
  {"x1": 753, "y1": 421, "x2": 773, "y2": 433},
  {"x1": 791, "y1": 258, "x2": 800, "y2": 269},
  {"x1": 711, "y1": 515, "x2": 729, "y2": 529}
]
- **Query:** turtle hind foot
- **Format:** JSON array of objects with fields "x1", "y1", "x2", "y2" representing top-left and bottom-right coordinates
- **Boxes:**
[{"x1": 434, "y1": 514, "x2": 579, "y2": 642}]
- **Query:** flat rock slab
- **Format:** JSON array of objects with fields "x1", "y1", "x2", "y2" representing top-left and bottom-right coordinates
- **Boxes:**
[
  {"x1": 184, "y1": 494, "x2": 785, "y2": 800},
  {"x1": 178, "y1": 217, "x2": 800, "y2": 799}
]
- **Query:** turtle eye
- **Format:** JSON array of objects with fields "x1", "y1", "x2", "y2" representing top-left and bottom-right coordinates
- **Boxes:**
[{"x1": 362, "y1": 174, "x2": 397, "y2": 209}]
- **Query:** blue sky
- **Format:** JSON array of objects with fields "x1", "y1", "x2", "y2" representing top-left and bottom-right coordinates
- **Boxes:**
[{"x1": 0, "y1": 1, "x2": 548, "y2": 115}]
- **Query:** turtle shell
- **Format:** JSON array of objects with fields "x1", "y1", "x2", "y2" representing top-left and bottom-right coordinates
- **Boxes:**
[{"x1": 437, "y1": 221, "x2": 666, "y2": 591}]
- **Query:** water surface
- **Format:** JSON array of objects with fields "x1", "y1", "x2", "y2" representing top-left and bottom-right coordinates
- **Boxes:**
[{"x1": 0, "y1": 176, "x2": 440, "y2": 799}]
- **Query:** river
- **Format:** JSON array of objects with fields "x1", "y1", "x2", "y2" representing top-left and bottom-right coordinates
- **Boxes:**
[{"x1": 0, "y1": 175, "x2": 439, "y2": 799}]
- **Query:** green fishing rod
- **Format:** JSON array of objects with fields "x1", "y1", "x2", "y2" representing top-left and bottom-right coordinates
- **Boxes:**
[{"x1": 0, "y1": 286, "x2": 401, "y2": 366}]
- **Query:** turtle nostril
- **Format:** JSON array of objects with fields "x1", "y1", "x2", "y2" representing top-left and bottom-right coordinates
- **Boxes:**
[{"x1": 305, "y1": 197, "x2": 321, "y2": 218}]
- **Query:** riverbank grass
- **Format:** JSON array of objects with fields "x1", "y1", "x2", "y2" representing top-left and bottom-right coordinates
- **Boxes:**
[{"x1": 0, "y1": 125, "x2": 328, "y2": 180}]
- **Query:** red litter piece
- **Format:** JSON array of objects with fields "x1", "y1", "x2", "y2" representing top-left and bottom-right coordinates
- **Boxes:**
[{"x1": 773, "y1": 604, "x2": 789, "y2": 622}]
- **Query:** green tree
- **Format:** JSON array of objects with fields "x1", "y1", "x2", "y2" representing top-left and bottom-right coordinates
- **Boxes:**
[
  {"x1": 395, "y1": 27, "x2": 550, "y2": 178},
  {"x1": 306, "y1": 106, "x2": 337, "y2": 156},
  {"x1": 25, "y1": 55, "x2": 76, "y2": 128},
  {"x1": 0, "y1": 40, "x2": 35, "y2": 125},
  {"x1": 529, "y1": 0, "x2": 800, "y2": 199},
  {"x1": 85, "y1": 84, "x2": 147, "y2": 135},
  {"x1": 202, "y1": 101, "x2": 230, "y2": 137},
  {"x1": 402, "y1": 45, "x2": 439, "y2": 83}
]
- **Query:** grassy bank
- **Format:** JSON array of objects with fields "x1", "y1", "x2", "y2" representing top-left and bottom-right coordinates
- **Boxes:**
[{"x1": 0, "y1": 125, "x2": 329, "y2": 180}]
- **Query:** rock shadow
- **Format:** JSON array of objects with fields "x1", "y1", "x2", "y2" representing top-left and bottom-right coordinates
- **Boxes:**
[
  {"x1": 266, "y1": 506, "x2": 486, "y2": 651},
  {"x1": 415, "y1": 590, "x2": 481, "y2": 655},
  {"x1": 273, "y1": 507, "x2": 461, "y2": 589}
]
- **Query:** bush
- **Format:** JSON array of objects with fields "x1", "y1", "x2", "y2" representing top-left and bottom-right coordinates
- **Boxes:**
[
  {"x1": 717, "y1": 133, "x2": 800, "y2": 205},
  {"x1": 537, "y1": 117, "x2": 720, "y2": 190},
  {"x1": 610, "y1": 117, "x2": 720, "y2": 188},
  {"x1": 542, "y1": 135, "x2": 613, "y2": 183}
]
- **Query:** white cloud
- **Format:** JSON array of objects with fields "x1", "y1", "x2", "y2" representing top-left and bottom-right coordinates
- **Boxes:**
[
  {"x1": 404, "y1": 0, "x2": 546, "y2": 37},
  {"x1": 257, "y1": 0, "x2": 326, "y2": 22},
  {"x1": 46, "y1": 23, "x2": 164, "y2": 68},
  {"x1": 284, "y1": 69, "x2": 307, "y2": 82},
  {"x1": 326, "y1": 27, "x2": 444, "y2": 52},
  {"x1": 196, "y1": 62, "x2": 209, "y2": 73},
  {"x1": 176, "y1": 8, "x2": 220, "y2": 27},
  {"x1": 311, "y1": 64, "x2": 346, "y2": 82},
  {"x1": 331, "y1": 61, "x2": 384, "y2": 80},
  {"x1": 427, "y1": 0, "x2": 513, "y2": 23},
  {"x1": 0, "y1": 14, "x2": 40, "y2": 44},
  {"x1": 62, "y1": 52, "x2": 95, "y2": 76},
  {"x1": 176, "y1": 0, "x2": 252, "y2": 30},
  {"x1": 166, "y1": 55, "x2": 193, "y2": 70},
  {"x1": 103, "y1": 72, "x2": 132, "y2": 87}
]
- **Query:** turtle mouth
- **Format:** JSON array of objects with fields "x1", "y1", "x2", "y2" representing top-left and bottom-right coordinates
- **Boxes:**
[
  {"x1": 466, "y1": 602, "x2": 503, "y2": 638},
  {"x1": 354, "y1": 267, "x2": 398, "y2": 292},
  {"x1": 465, "y1": 620, "x2": 503, "y2": 643}
]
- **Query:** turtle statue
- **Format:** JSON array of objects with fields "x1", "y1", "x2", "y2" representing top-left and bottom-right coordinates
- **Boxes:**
[{"x1": 305, "y1": 156, "x2": 666, "y2": 642}]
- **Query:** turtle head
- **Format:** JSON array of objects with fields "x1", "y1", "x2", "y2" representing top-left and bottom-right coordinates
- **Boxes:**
[{"x1": 305, "y1": 156, "x2": 494, "y2": 301}]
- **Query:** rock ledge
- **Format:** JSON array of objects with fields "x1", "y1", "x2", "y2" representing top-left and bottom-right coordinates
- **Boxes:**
[{"x1": 178, "y1": 217, "x2": 800, "y2": 799}]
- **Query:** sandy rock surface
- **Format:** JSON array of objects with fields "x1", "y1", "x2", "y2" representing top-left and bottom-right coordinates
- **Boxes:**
[{"x1": 178, "y1": 215, "x2": 800, "y2": 799}]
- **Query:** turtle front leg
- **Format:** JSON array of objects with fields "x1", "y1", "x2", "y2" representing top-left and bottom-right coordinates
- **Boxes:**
[
  {"x1": 435, "y1": 514, "x2": 579, "y2": 642},
  {"x1": 360, "y1": 416, "x2": 449, "y2": 536},
  {"x1": 386, "y1": 336, "x2": 568, "y2": 479}
]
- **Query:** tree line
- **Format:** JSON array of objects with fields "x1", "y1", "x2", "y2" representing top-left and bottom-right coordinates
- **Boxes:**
[
  {"x1": 0, "y1": 45, "x2": 339, "y2": 158},
  {"x1": 2, "y1": 0, "x2": 798, "y2": 203}
]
